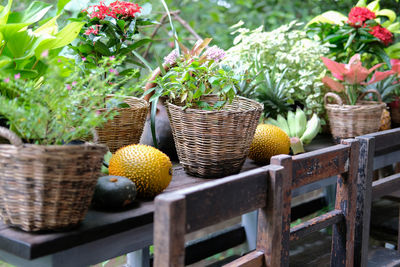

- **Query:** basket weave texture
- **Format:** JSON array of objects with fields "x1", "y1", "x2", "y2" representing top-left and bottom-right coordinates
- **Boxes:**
[
  {"x1": 324, "y1": 90, "x2": 386, "y2": 139},
  {"x1": 0, "y1": 127, "x2": 107, "y2": 232},
  {"x1": 167, "y1": 95, "x2": 263, "y2": 178},
  {"x1": 96, "y1": 95, "x2": 149, "y2": 153}
]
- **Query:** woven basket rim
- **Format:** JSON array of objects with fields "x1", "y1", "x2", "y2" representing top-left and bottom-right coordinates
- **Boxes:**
[
  {"x1": 97, "y1": 95, "x2": 149, "y2": 112},
  {"x1": 0, "y1": 142, "x2": 107, "y2": 150},
  {"x1": 167, "y1": 95, "x2": 263, "y2": 114},
  {"x1": 325, "y1": 101, "x2": 386, "y2": 110}
]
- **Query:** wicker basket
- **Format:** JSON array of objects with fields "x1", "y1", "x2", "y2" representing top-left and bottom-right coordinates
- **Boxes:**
[
  {"x1": 96, "y1": 95, "x2": 149, "y2": 153},
  {"x1": 324, "y1": 89, "x2": 386, "y2": 140},
  {"x1": 0, "y1": 127, "x2": 107, "y2": 232},
  {"x1": 167, "y1": 95, "x2": 263, "y2": 178}
]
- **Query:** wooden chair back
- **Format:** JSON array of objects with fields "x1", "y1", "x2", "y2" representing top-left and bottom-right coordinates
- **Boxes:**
[
  {"x1": 154, "y1": 139, "x2": 360, "y2": 267},
  {"x1": 226, "y1": 139, "x2": 360, "y2": 266},
  {"x1": 153, "y1": 164, "x2": 288, "y2": 267},
  {"x1": 355, "y1": 128, "x2": 400, "y2": 266}
]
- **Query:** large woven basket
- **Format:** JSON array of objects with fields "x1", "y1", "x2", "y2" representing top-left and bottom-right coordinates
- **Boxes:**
[
  {"x1": 324, "y1": 89, "x2": 386, "y2": 140},
  {"x1": 0, "y1": 127, "x2": 107, "y2": 232},
  {"x1": 167, "y1": 95, "x2": 263, "y2": 178},
  {"x1": 96, "y1": 95, "x2": 149, "y2": 153}
]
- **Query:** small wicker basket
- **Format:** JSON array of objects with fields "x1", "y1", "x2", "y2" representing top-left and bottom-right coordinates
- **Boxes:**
[
  {"x1": 167, "y1": 95, "x2": 263, "y2": 178},
  {"x1": 0, "y1": 127, "x2": 107, "y2": 232},
  {"x1": 96, "y1": 95, "x2": 149, "y2": 153},
  {"x1": 324, "y1": 89, "x2": 386, "y2": 140}
]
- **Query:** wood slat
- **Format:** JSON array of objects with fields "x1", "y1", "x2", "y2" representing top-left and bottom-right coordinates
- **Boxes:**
[
  {"x1": 364, "y1": 128, "x2": 400, "y2": 155},
  {"x1": 372, "y1": 173, "x2": 400, "y2": 200},
  {"x1": 223, "y1": 250, "x2": 265, "y2": 267},
  {"x1": 177, "y1": 167, "x2": 271, "y2": 233},
  {"x1": 290, "y1": 210, "x2": 344, "y2": 241},
  {"x1": 291, "y1": 144, "x2": 350, "y2": 189}
]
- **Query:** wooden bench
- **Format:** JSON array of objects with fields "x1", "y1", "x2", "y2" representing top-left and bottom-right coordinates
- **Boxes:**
[
  {"x1": 355, "y1": 128, "x2": 400, "y2": 266},
  {"x1": 153, "y1": 139, "x2": 360, "y2": 266}
]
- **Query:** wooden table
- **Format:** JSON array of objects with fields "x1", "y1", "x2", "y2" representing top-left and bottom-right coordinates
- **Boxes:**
[{"x1": 0, "y1": 135, "x2": 348, "y2": 267}]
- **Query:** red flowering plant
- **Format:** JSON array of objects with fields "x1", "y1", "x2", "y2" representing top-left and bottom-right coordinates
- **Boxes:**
[
  {"x1": 307, "y1": 1, "x2": 399, "y2": 68},
  {"x1": 321, "y1": 54, "x2": 396, "y2": 105},
  {"x1": 70, "y1": 1, "x2": 155, "y2": 73}
]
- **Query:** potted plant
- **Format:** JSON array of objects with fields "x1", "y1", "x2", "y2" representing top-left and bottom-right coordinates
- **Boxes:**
[
  {"x1": 70, "y1": 0, "x2": 154, "y2": 152},
  {"x1": 0, "y1": 61, "x2": 120, "y2": 232},
  {"x1": 145, "y1": 39, "x2": 263, "y2": 178},
  {"x1": 321, "y1": 53, "x2": 394, "y2": 140}
]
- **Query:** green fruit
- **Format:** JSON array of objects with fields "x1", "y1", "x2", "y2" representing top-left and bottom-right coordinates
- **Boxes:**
[{"x1": 92, "y1": 176, "x2": 137, "y2": 210}]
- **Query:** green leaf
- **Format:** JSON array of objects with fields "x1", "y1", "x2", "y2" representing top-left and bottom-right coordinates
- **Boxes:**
[
  {"x1": 356, "y1": 0, "x2": 367, "y2": 7},
  {"x1": 387, "y1": 22, "x2": 400, "y2": 34},
  {"x1": 132, "y1": 50, "x2": 153, "y2": 72},
  {"x1": 34, "y1": 15, "x2": 60, "y2": 36},
  {"x1": 35, "y1": 21, "x2": 85, "y2": 58},
  {"x1": 8, "y1": 1, "x2": 52, "y2": 24},
  {"x1": 306, "y1": 11, "x2": 348, "y2": 27},
  {"x1": 367, "y1": 0, "x2": 380, "y2": 12},
  {"x1": 0, "y1": 0, "x2": 12, "y2": 25},
  {"x1": 344, "y1": 32, "x2": 356, "y2": 50},
  {"x1": 57, "y1": 0, "x2": 71, "y2": 14},
  {"x1": 127, "y1": 38, "x2": 152, "y2": 51},
  {"x1": 117, "y1": 19, "x2": 125, "y2": 31},
  {"x1": 376, "y1": 9, "x2": 396, "y2": 24},
  {"x1": 93, "y1": 40, "x2": 111, "y2": 56},
  {"x1": 150, "y1": 96, "x2": 159, "y2": 149}
]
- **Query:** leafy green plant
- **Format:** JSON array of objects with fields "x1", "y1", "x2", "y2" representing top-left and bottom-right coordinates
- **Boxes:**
[
  {"x1": 224, "y1": 21, "x2": 330, "y2": 121},
  {"x1": 0, "y1": 58, "x2": 133, "y2": 145},
  {"x1": 306, "y1": 0, "x2": 399, "y2": 66},
  {"x1": 146, "y1": 38, "x2": 239, "y2": 110},
  {"x1": 253, "y1": 68, "x2": 292, "y2": 120},
  {"x1": 0, "y1": 0, "x2": 84, "y2": 79},
  {"x1": 70, "y1": 0, "x2": 155, "y2": 73}
]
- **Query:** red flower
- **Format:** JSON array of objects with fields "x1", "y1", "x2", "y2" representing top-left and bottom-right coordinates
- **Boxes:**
[
  {"x1": 347, "y1": 7, "x2": 376, "y2": 27},
  {"x1": 369, "y1": 25, "x2": 393, "y2": 46},
  {"x1": 84, "y1": 25, "x2": 101, "y2": 36},
  {"x1": 109, "y1": 1, "x2": 141, "y2": 19},
  {"x1": 84, "y1": 1, "x2": 141, "y2": 20}
]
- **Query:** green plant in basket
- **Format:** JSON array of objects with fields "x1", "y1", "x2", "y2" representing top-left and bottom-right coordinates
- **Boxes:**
[
  {"x1": 146, "y1": 38, "x2": 239, "y2": 111},
  {"x1": 0, "y1": 57, "x2": 133, "y2": 145},
  {"x1": 321, "y1": 53, "x2": 395, "y2": 105}
]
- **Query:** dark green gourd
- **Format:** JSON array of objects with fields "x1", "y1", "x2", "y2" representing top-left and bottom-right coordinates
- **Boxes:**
[{"x1": 92, "y1": 176, "x2": 137, "y2": 209}]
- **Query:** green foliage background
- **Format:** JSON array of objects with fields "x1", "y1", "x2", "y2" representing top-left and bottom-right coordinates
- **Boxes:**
[{"x1": 8, "y1": 0, "x2": 400, "y2": 64}]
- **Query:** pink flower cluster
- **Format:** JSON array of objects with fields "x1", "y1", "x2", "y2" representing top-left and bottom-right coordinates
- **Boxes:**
[
  {"x1": 84, "y1": 25, "x2": 101, "y2": 36},
  {"x1": 83, "y1": 1, "x2": 141, "y2": 20},
  {"x1": 204, "y1": 45, "x2": 226, "y2": 62}
]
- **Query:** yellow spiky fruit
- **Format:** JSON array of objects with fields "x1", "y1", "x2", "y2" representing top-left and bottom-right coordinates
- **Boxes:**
[
  {"x1": 248, "y1": 124, "x2": 290, "y2": 164},
  {"x1": 380, "y1": 108, "x2": 391, "y2": 131},
  {"x1": 109, "y1": 144, "x2": 172, "y2": 198}
]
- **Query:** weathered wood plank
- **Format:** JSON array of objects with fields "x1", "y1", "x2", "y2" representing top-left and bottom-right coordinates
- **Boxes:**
[
  {"x1": 331, "y1": 139, "x2": 359, "y2": 267},
  {"x1": 372, "y1": 173, "x2": 400, "y2": 200},
  {"x1": 263, "y1": 156, "x2": 292, "y2": 266},
  {"x1": 181, "y1": 167, "x2": 270, "y2": 233},
  {"x1": 291, "y1": 144, "x2": 350, "y2": 189},
  {"x1": 354, "y1": 136, "x2": 375, "y2": 267},
  {"x1": 223, "y1": 250, "x2": 265, "y2": 267},
  {"x1": 154, "y1": 194, "x2": 186, "y2": 267},
  {"x1": 364, "y1": 128, "x2": 400, "y2": 155},
  {"x1": 290, "y1": 210, "x2": 344, "y2": 241}
]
